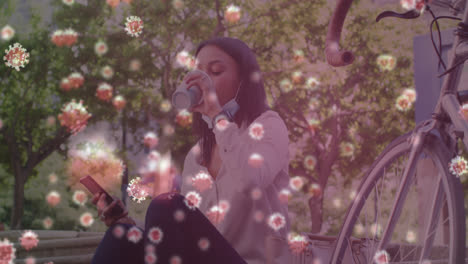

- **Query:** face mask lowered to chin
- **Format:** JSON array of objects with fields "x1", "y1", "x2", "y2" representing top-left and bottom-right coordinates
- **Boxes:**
[{"x1": 201, "y1": 81, "x2": 242, "y2": 129}]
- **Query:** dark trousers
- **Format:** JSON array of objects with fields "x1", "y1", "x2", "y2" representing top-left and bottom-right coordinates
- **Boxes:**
[{"x1": 91, "y1": 192, "x2": 248, "y2": 264}]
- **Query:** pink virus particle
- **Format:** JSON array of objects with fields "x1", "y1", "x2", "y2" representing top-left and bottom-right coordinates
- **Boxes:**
[
  {"x1": 303, "y1": 155, "x2": 317, "y2": 171},
  {"x1": 214, "y1": 117, "x2": 230, "y2": 131},
  {"x1": 305, "y1": 77, "x2": 320, "y2": 91},
  {"x1": 308, "y1": 183, "x2": 322, "y2": 198},
  {"x1": 42, "y1": 217, "x2": 53, "y2": 229},
  {"x1": 94, "y1": 40, "x2": 108, "y2": 56},
  {"x1": 184, "y1": 191, "x2": 202, "y2": 210},
  {"x1": 60, "y1": 78, "x2": 72, "y2": 91},
  {"x1": 106, "y1": 0, "x2": 120, "y2": 8},
  {"x1": 96, "y1": 83, "x2": 113, "y2": 101},
  {"x1": 287, "y1": 233, "x2": 308, "y2": 255},
  {"x1": 170, "y1": 255, "x2": 182, "y2": 264},
  {"x1": 406, "y1": 230, "x2": 416, "y2": 243},
  {"x1": 112, "y1": 225, "x2": 125, "y2": 239},
  {"x1": 279, "y1": 78, "x2": 293, "y2": 93},
  {"x1": 332, "y1": 198, "x2": 342, "y2": 208},
  {"x1": 268, "y1": 212, "x2": 286, "y2": 231},
  {"x1": 46, "y1": 191, "x2": 61, "y2": 207},
  {"x1": 129, "y1": 59, "x2": 141, "y2": 71},
  {"x1": 62, "y1": 0, "x2": 74, "y2": 6},
  {"x1": 0, "y1": 238, "x2": 16, "y2": 264},
  {"x1": 1, "y1": 25, "x2": 15, "y2": 41},
  {"x1": 145, "y1": 244, "x2": 155, "y2": 253},
  {"x1": 127, "y1": 226, "x2": 143, "y2": 244},
  {"x1": 148, "y1": 226, "x2": 164, "y2": 244},
  {"x1": 67, "y1": 72, "x2": 84, "y2": 89},
  {"x1": 403, "y1": 88, "x2": 416, "y2": 103},
  {"x1": 278, "y1": 189, "x2": 291, "y2": 204},
  {"x1": 80, "y1": 212, "x2": 94, "y2": 227},
  {"x1": 175, "y1": 109, "x2": 192, "y2": 128},
  {"x1": 144, "y1": 132, "x2": 159, "y2": 149},
  {"x1": 174, "y1": 209, "x2": 186, "y2": 222},
  {"x1": 145, "y1": 252, "x2": 157, "y2": 264},
  {"x1": 218, "y1": 200, "x2": 230, "y2": 212},
  {"x1": 340, "y1": 142, "x2": 354, "y2": 157},
  {"x1": 401, "y1": 0, "x2": 427, "y2": 13},
  {"x1": 251, "y1": 187, "x2": 263, "y2": 200},
  {"x1": 51, "y1": 29, "x2": 78, "y2": 47},
  {"x1": 113, "y1": 95, "x2": 126, "y2": 111},
  {"x1": 25, "y1": 256, "x2": 36, "y2": 264},
  {"x1": 72, "y1": 190, "x2": 88, "y2": 206},
  {"x1": 3, "y1": 42, "x2": 29, "y2": 71},
  {"x1": 291, "y1": 71, "x2": 305, "y2": 85},
  {"x1": 248, "y1": 153, "x2": 264, "y2": 168},
  {"x1": 254, "y1": 210, "x2": 264, "y2": 223},
  {"x1": 373, "y1": 250, "x2": 390, "y2": 264},
  {"x1": 48, "y1": 173, "x2": 58, "y2": 184},
  {"x1": 224, "y1": 4, "x2": 241, "y2": 23},
  {"x1": 376, "y1": 54, "x2": 396, "y2": 71},
  {"x1": 176, "y1": 50, "x2": 193, "y2": 69},
  {"x1": 191, "y1": 171, "x2": 213, "y2": 192},
  {"x1": 289, "y1": 176, "x2": 305, "y2": 191},
  {"x1": 396, "y1": 94, "x2": 412, "y2": 112},
  {"x1": 148, "y1": 150, "x2": 161, "y2": 161},
  {"x1": 206, "y1": 206, "x2": 226, "y2": 225},
  {"x1": 309, "y1": 97, "x2": 320, "y2": 110},
  {"x1": 100, "y1": 65, "x2": 114, "y2": 80},
  {"x1": 449, "y1": 156, "x2": 468, "y2": 177},
  {"x1": 172, "y1": 0, "x2": 184, "y2": 10},
  {"x1": 58, "y1": 99, "x2": 92, "y2": 135},
  {"x1": 198, "y1": 237, "x2": 210, "y2": 251},
  {"x1": 307, "y1": 119, "x2": 320, "y2": 135},
  {"x1": 163, "y1": 123, "x2": 175, "y2": 136},
  {"x1": 160, "y1": 99, "x2": 172, "y2": 112},
  {"x1": 293, "y1": 49, "x2": 305, "y2": 63},
  {"x1": 19, "y1": 230, "x2": 39, "y2": 251},
  {"x1": 248, "y1": 122, "x2": 264, "y2": 140},
  {"x1": 459, "y1": 103, "x2": 468, "y2": 121},
  {"x1": 124, "y1": 16, "x2": 144, "y2": 37},
  {"x1": 127, "y1": 177, "x2": 149, "y2": 203}
]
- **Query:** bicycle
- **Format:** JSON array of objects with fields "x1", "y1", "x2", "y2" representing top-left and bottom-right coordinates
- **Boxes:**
[{"x1": 324, "y1": 0, "x2": 467, "y2": 263}]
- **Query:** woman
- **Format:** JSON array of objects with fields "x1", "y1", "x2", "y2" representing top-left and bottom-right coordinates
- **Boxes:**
[{"x1": 91, "y1": 37, "x2": 291, "y2": 264}]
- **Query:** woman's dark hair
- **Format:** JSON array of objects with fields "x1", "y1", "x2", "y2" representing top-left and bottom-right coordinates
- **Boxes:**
[{"x1": 192, "y1": 37, "x2": 270, "y2": 166}]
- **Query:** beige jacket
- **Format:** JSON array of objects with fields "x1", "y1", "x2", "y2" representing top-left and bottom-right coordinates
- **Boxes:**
[{"x1": 181, "y1": 110, "x2": 292, "y2": 264}]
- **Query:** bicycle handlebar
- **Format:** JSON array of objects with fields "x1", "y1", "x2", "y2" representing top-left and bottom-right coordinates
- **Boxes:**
[{"x1": 325, "y1": 0, "x2": 355, "y2": 67}]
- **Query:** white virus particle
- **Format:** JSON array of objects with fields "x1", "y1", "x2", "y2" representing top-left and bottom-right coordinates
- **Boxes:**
[
  {"x1": 80, "y1": 212, "x2": 94, "y2": 227},
  {"x1": 42, "y1": 217, "x2": 53, "y2": 229},
  {"x1": 0, "y1": 238, "x2": 16, "y2": 264},
  {"x1": 62, "y1": 0, "x2": 74, "y2": 6},
  {"x1": 112, "y1": 225, "x2": 125, "y2": 239},
  {"x1": 304, "y1": 155, "x2": 317, "y2": 171},
  {"x1": 127, "y1": 226, "x2": 143, "y2": 243},
  {"x1": 254, "y1": 210, "x2": 264, "y2": 222},
  {"x1": 373, "y1": 250, "x2": 390, "y2": 264},
  {"x1": 46, "y1": 191, "x2": 61, "y2": 207},
  {"x1": 148, "y1": 226, "x2": 164, "y2": 244},
  {"x1": 198, "y1": 237, "x2": 210, "y2": 251},
  {"x1": 4, "y1": 42, "x2": 29, "y2": 71},
  {"x1": 289, "y1": 176, "x2": 305, "y2": 191},
  {"x1": 396, "y1": 94, "x2": 412, "y2": 112},
  {"x1": 248, "y1": 122, "x2": 264, "y2": 140},
  {"x1": 449, "y1": 156, "x2": 468, "y2": 177},
  {"x1": 287, "y1": 233, "x2": 308, "y2": 255},
  {"x1": 406, "y1": 230, "x2": 416, "y2": 243},
  {"x1": 403, "y1": 88, "x2": 416, "y2": 103},
  {"x1": 251, "y1": 187, "x2": 263, "y2": 200},
  {"x1": 224, "y1": 4, "x2": 241, "y2": 23},
  {"x1": 100, "y1": 65, "x2": 114, "y2": 80},
  {"x1": 1, "y1": 25, "x2": 15, "y2": 41},
  {"x1": 174, "y1": 209, "x2": 186, "y2": 222},
  {"x1": 145, "y1": 252, "x2": 157, "y2": 264},
  {"x1": 268, "y1": 212, "x2": 286, "y2": 231},
  {"x1": 19, "y1": 230, "x2": 39, "y2": 251},
  {"x1": 305, "y1": 77, "x2": 320, "y2": 90},
  {"x1": 279, "y1": 78, "x2": 293, "y2": 93},
  {"x1": 124, "y1": 16, "x2": 144, "y2": 37},
  {"x1": 72, "y1": 190, "x2": 88, "y2": 206},
  {"x1": 248, "y1": 153, "x2": 264, "y2": 168},
  {"x1": 94, "y1": 40, "x2": 108, "y2": 56},
  {"x1": 184, "y1": 191, "x2": 202, "y2": 210},
  {"x1": 191, "y1": 171, "x2": 213, "y2": 192},
  {"x1": 127, "y1": 177, "x2": 149, "y2": 203},
  {"x1": 278, "y1": 188, "x2": 291, "y2": 204}
]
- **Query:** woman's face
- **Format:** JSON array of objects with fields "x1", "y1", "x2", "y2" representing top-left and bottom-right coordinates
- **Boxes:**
[{"x1": 195, "y1": 45, "x2": 241, "y2": 106}]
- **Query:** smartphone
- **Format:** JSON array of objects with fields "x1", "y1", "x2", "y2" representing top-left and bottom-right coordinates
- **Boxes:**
[{"x1": 79, "y1": 175, "x2": 125, "y2": 218}]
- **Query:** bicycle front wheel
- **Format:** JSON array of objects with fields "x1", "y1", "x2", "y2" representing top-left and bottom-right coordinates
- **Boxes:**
[{"x1": 330, "y1": 132, "x2": 466, "y2": 264}]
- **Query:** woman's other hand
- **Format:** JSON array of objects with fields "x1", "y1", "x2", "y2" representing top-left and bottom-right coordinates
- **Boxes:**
[{"x1": 91, "y1": 192, "x2": 129, "y2": 227}]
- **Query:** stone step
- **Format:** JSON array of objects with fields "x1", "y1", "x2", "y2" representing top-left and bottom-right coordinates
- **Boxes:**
[{"x1": 14, "y1": 253, "x2": 95, "y2": 264}]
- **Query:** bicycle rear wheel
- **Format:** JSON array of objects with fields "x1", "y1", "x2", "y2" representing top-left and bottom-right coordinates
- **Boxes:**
[{"x1": 330, "y1": 132, "x2": 466, "y2": 264}]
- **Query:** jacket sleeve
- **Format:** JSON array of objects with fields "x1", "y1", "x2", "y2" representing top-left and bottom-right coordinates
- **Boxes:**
[{"x1": 212, "y1": 112, "x2": 289, "y2": 190}]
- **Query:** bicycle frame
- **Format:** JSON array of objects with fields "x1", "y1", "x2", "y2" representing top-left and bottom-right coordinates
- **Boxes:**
[
  {"x1": 374, "y1": 1, "x2": 468, "y2": 259},
  {"x1": 325, "y1": 0, "x2": 468, "y2": 261}
]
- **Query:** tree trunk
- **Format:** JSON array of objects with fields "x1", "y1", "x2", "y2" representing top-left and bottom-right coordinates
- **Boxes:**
[
  {"x1": 11, "y1": 171, "x2": 26, "y2": 230},
  {"x1": 309, "y1": 195, "x2": 324, "y2": 234}
]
